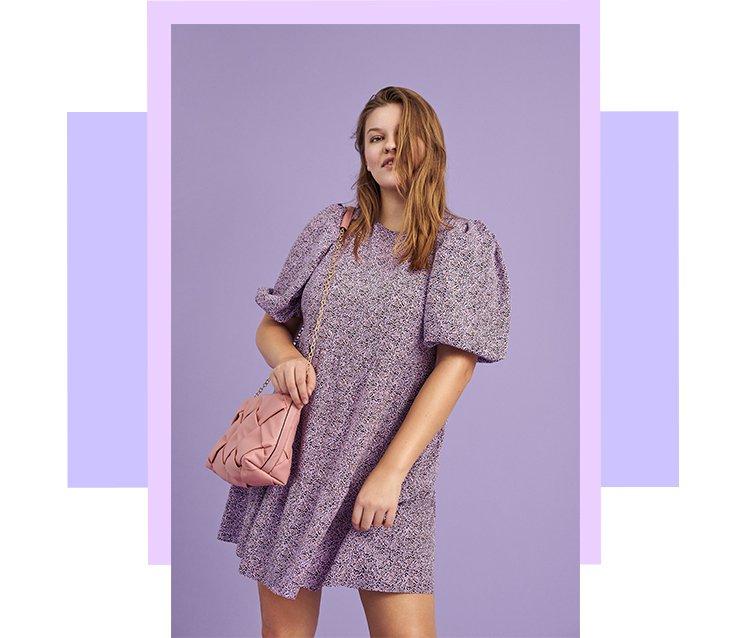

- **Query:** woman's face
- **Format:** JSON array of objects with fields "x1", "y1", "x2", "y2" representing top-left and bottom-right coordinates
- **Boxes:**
[{"x1": 364, "y1": 103, "x2": 404, "y2": 191}]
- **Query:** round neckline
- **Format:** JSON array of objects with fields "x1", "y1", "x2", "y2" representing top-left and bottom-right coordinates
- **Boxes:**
[
  {"x1": 374, "y1": 220, "x2": 401, "y2": 234},
  {"x1": 347, "y1": 205, "x2": 402, "y2": 235}
]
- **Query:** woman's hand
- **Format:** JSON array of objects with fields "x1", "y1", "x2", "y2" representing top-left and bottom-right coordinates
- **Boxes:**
[
  {"x1": 352, "y1": 466, "x2": 404, "y2": 531},
  {"x1": 269, "y1": 355, "x2": 316, "y2": 409}
]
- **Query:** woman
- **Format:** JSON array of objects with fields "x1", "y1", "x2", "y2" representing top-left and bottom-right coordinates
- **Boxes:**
[{"x1": 217, "y1": 86, "x2": 511, "y2": 637}]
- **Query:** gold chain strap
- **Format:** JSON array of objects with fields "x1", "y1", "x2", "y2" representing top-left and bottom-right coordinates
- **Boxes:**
[{"x1": 254, "y1": 217, "x2": 349, "y2": 397}]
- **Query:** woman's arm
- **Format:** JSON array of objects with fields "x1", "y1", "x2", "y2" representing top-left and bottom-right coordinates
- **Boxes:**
[
  {"x1": 351, "y1": 343, "x2": 477, "y2": 530},
  {"x1": 377, "y1": 343, "x2": 478, "y2": 480},
  {"x1": 255, "y1": 313, "x2": 303, "y2": 369},
  {"x1": 255, "y1": 313, "x2": 315, "y2": 407}
]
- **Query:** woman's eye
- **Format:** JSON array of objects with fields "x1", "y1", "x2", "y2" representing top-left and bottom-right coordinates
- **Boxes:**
[{"x1": 370, "y1": 136, "x2": 383, "y2": 142}]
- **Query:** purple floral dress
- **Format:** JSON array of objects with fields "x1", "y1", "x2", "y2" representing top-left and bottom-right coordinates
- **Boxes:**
[{"x1": 217, "y1": 202, "x2": 510, "y2": 600}]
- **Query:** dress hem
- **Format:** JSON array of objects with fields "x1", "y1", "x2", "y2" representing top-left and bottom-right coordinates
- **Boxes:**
[
  {"x1": 245, "y1": 564, "x2": 435, "y2": 601},
  {"x1": 218, "y1": 534, "x2": 434, "y2": 600}
]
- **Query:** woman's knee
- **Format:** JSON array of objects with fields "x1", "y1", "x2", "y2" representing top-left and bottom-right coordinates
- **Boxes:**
[
  {"x1": 358, "y1": 589, "x2": 437, "y2": 638},
  {"x1": 258, "y1": 582, "x2": 322, "y2": 638}
]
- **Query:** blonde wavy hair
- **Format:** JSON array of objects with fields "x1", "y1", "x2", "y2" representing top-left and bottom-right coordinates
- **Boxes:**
[{"x1": 344, "y1": 86, "x2": 461, "y2": 272}]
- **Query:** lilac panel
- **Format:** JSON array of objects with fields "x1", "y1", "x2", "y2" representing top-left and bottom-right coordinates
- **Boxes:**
[
  {"x1": 67, "y1": 112, "x2": 147, "y2": 488},
  {"x1": 601, "y1": 112, "x2": 679, "y2": 486}
]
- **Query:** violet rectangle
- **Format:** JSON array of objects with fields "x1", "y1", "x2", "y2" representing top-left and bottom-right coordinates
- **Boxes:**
[
  {"x1": 67, "y1": 112, "x2": 148, "y2": 488},
  {"x1": 601, "y1": 111, "x2": 679, "y2": 486}
]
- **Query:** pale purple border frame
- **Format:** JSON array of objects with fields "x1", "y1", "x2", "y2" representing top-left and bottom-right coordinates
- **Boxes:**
[{"x1": 147, "y1": 0, "x2": 600, "y2": 565}]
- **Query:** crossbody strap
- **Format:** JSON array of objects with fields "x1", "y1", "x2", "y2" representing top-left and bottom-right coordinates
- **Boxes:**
[{"x1": 254, "y1": 205, "x2": 354, "y2": 396}]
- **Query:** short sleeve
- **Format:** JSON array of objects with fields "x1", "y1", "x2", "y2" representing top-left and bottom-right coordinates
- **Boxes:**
[
  {"x1": 423, "y1": 218, "x2": 511, "y2": 363},
  {"x1": 255, "y1": 202, "x2": 344, "y2": 323}
]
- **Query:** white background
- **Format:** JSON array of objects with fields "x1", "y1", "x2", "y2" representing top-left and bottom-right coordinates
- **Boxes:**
[{"x1": 0, "y1": 1, "x2": 727, "y2": 636}]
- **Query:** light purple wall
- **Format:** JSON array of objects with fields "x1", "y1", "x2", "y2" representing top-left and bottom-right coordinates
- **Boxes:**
[{"x1": 172, "y1": 24, "x2": 579, "y2": 637}]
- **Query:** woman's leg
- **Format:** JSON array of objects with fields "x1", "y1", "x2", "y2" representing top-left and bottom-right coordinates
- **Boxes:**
[
  {"x1": 257, "y1": 581, "x2": 322, "y2": 638},
  {"x1": 358, "y1": 589, "x2": 437, "y2": 638}
]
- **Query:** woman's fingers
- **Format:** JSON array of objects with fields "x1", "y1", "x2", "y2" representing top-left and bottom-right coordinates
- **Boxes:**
[
  {"x1": 306, "y1": 364, "x2": 316, "y2": 394},
  {"x1": 269, "y1": 358, "x2": 317, "y2": 409},
  {"x1": 294, "y1": 365, "x2": 310, "y2": 406},
  {"x1": 284, "y1": 365, "x2": 304, "y2": 408},
  {"x1": 351, "y1": 502, "x2": 363, "y2": 530},
  {"x1": 352, "y1": 503, "x2": 391, "y2": 531}
]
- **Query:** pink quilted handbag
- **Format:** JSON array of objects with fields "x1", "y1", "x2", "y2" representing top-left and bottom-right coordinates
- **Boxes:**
[{"x1": 205, "y1": 206, "x2": 354, "y2": 488}]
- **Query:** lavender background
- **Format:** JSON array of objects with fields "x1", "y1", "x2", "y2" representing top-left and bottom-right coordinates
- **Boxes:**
[{"x1": 172, "y1": 24, "x2": 578, "y2": 637}]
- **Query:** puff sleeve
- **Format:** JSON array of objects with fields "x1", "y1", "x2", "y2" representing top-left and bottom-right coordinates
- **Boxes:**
[
  {"x1": 423, "y1": 219, "x2": 511, "y2": 363},
  {"x1": 255, "y1": 202, "x2": 344, "y2": 323}
]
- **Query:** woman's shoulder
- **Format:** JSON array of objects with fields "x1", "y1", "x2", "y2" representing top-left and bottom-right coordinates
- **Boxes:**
[
  {"x1": 437, "y1": 209, "x2": 497, "y2": 246},
  {"x1": 305, "y1": 201, "x2": 349, "y2": 228}
]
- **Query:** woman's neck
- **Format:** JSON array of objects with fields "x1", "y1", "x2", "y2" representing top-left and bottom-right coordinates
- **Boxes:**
[{"x1": 378, "y1": 190, "x2": 406, "y2": 232}]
